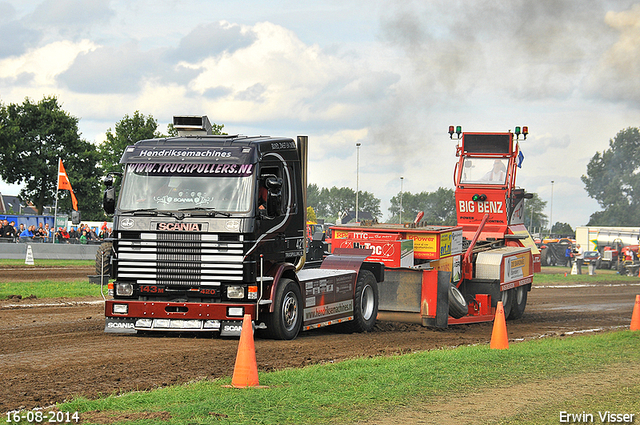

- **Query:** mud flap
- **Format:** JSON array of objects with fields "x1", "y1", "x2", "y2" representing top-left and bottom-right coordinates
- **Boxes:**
[
  {"x1": 422, "y1": 271, "x2": 450, "y2": 329},
  {"x1": 220, "y1": 320, "x2": 244, "y2": 337},
  {"x1": 105, "y1": 317, "x2": 137, "y2": 334}
]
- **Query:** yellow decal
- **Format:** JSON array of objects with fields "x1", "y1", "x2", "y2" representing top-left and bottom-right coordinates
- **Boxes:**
[
  {"x1": 504, "y1": 252, "x2": 531, "y2": 282},
  {"x1": 406, "y1": 233, "x2": 438, "y2": 259},
  {"x1": 440, "y1": 232, "x2": 452, "y2": 257},
  {"x1": 333, "y1": 229, "x2": 349, "y2": 239}
]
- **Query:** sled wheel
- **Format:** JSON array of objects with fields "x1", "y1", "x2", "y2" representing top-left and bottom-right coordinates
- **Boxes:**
[
  {"x1": 500, "y1": 287, "x2": 514, "y2": 319},
  {"x1": 507, "y1": 285, "x2": 529, "y2": 320},
  {"x1": 448, "y1": 283, "x2": 468, "y2": 319}
]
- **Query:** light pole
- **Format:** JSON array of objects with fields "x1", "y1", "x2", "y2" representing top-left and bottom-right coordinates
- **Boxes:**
[
  {"x1": 549, "y1": 180, "x2": 554, "y2": 235},
  {"x1": 399, "y1": 176, "x2": 404, "y2": 224},
  {"x1": 355, "y1": 143, "x2": 361, "y2": 223}
]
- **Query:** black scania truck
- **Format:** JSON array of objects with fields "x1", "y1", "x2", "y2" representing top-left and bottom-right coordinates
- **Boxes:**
[{"x1": 102, "y1": 116, "x2": 382, "y2": 339}]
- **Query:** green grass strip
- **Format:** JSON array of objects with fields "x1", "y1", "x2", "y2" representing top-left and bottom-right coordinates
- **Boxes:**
[
  {"x1": 0, "y1": 280, "x2": 103, "y2": 299},
  {"x1": 534, "y1": 267, "x2": 639, "y2": 285},
  {"x1": 56, "y1": 331, "x2": 640, "y2": 425}
]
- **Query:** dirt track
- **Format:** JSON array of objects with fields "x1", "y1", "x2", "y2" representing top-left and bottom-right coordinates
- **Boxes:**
[{"x1": 1, "y1": 267, "x2": 639, "y2": 413}]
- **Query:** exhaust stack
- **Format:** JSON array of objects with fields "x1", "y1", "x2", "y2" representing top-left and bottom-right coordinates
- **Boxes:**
[
  {"x1": 296, "y1": 135, "x2": 309, "y2": 272},
  {"x1": 173, "y1": 115, "x2": 213, "y2": 136}
]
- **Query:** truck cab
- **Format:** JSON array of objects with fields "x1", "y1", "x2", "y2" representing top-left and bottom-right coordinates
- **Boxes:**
[{"x1": 102, "y1": 116, "x2": 381, "y2": 339}]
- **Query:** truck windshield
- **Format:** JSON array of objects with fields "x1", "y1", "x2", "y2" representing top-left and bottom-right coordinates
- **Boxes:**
[
  {"x1": 460, "y1": 157, "x2": 508, "y2": 185},
  {"x1": 118, "y1": 163, "x2": 255, "y2": 212}
]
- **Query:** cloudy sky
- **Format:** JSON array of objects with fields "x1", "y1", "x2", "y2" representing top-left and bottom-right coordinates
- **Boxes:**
[{"x1": 1, "y1": 0, "x2": 638, "y2": 230}]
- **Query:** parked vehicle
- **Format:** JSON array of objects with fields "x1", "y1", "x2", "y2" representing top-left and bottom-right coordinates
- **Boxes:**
[{"x1": 582, "y1": 251, "x2": 601, "y2": 266}]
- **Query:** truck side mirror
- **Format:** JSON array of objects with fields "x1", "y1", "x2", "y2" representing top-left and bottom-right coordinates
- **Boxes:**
[
  {"x1": 104, "y1": 187, "x2": 116, "y2": 215},
  {"x1": 103, "y1": 173, "x2": 120, "y2": 215}
]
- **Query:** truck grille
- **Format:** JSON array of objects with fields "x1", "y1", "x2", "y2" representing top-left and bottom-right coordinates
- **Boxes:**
[{"x1": 115, "y1": 232, "x2": 244, "y2": 286}]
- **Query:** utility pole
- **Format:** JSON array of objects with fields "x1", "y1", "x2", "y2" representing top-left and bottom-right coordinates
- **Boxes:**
[
  {"x1": 399, "y1": 176, "x2": 404, "y2": 224},
  {"x1": 355, "y1": 142, "x2": 361, "y2": 223},
  {"x1": 549, "y1": 180, "x2": 554, "y2": 236}
]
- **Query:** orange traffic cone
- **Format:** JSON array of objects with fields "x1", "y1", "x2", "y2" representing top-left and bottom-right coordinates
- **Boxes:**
[
  {"x1": 231, "y1": 314, "x2": 260, "y2": 388},
  {"x1": 631, "y1": 295, "x2": 640, "y2": 331},
  {"x1": 490, "y1": 301, "x2": 509, "y2": 349}
]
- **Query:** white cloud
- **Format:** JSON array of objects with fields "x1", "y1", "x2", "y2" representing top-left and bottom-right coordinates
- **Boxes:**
[
  {"x1": 0, "y1": 39, "x2": 96, "y2": 87},
  {"x1": 0, "y1": 1, "x2": 639, "y2": 229},
  {"x1": 585, "y1": 4, "x2": 640, "y2": 103}
]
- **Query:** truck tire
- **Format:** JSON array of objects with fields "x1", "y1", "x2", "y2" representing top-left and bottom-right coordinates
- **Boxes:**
[
  {"x1": 507, "y1": 285, "x2": 529, "y2": 320},
  {"x1": 618, "y1": 263, "x2": 628, "y2": 276},
  {"x1": 342, "y1": 270, "x2": 379, "y2": 333},
  {"x1": 263, "y1": 278, "x2": 302, "y2": 340},
  {"x1": 448, "y1": 283, "x2": 468, "y2": 319},
  {"x1": 500, "y1": 288, "x2": 514, "y2": 320},
  {"x1": 95, "y1": 242, "x2": 113, "y2": 277}
]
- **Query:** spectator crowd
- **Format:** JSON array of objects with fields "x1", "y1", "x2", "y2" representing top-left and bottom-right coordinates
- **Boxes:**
[{"x1": 0, "y1": 220, "x2": 112, "y2": 244}]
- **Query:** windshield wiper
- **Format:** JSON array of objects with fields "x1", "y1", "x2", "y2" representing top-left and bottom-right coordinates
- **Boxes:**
[
  {"x1": 120, "y1": 209, "x2": 185, "y2": 220},
  {"x1": 177, "y1": 207, "x2": 231, "y2": 217}
]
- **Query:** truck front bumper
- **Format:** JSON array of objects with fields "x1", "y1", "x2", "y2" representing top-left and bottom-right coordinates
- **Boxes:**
[{"x1": 104, "y1": 300, "x2": 257, "y2": 335}]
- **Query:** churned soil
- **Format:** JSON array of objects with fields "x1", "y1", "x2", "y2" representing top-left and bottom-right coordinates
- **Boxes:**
[
  {"x1": 1, "y1": 266, "x2": 638, "y2": 415},
  {"x1": 0, "y1": 265, "x2": 94, "y2": 283}
]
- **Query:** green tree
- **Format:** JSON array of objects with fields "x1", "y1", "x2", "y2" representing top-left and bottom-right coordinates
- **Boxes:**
[
  {"x1": 0, "y1": 96, "x2": 102, "y2": 217},
  {"x1": 99, "y1": 111, "x2": 161, "y2": 173},
  {"x1": 388, "y1": 188, "x2": 456, "y2": 225},
  {"x1": 306, "y1": 185, "x2": 381, "y2": 222},
  {"x1": 307, "y1": 183, "x2": 322, "y2": 214},
  {"x1": 524, "y1": 193, "x2": 548, "y2": 233},
  {"x1": 582, "y1": 127, "x2": 640, "y2": 226},
  {"x1": 551, "y1": 222, "x2": 574, "y2": 236},
  {"x1": 306, "y1": 206, "x2": 317, "y2": 223}
]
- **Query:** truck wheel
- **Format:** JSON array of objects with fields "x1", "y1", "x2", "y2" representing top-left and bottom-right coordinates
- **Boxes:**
[
  {"x1": 543, "y1": 250, "x2": 555, "y2": 266},
  {"x1": 448, "y1": 284, "x2": 468, "y2": 319},
  {"x1": 618, "y1": 264, "x2": 628, "y2": 276},
  {"x1": 342, "y1": 270, "x2": 379, "y2": 333},
  {"x1": 95, "y1": 242, "x2": 113, "y2": 276},
  {"x1": 263, "y1": 279, "x2": 302, "y2": 340},
  {"x1": 540, "y1": 249, "x2": 549, "y2": 266},
  {"x1": 500, "y1": 288, "x2": 514, "y2": 319},
  {"x1": 507, "y1": 285, "x2": 529, "y2": 320}
]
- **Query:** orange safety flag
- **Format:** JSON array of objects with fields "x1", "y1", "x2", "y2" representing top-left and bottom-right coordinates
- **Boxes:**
[{"x1": 58, "y1": 159, "x2": 78, "y2": 211}]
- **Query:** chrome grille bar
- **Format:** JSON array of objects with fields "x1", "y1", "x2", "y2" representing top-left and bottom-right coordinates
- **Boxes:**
[{"x1": 116, "y1": 232, "x2": 245, "y2": 286}]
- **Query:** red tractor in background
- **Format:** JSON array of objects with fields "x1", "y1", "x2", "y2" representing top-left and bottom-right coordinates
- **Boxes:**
[{"x1": 614, "y1": 244, "x2": 640, "y2": 275}]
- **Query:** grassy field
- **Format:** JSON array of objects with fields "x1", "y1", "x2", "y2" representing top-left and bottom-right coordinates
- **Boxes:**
[
  {"x1": 0, "y1": 259, "x2": 101, "y2": 299},
  {"x1": 0, "y1": 279, "x2": 103, "y2": 299},
  {"x1": 50, "y1": 331, "x2": 640, "y2": 425},
  {"x1": 534, "y1": 266, "x2": 640, "y2": 285}
]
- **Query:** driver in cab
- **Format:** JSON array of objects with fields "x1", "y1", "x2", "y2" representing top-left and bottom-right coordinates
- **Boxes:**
[{"x1": 482, "y1": 160, "x2": 506, "y2": 182}]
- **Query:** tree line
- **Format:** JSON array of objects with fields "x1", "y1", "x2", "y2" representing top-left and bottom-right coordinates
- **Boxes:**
[
  {"x1": 0, "y1": 96, "x2": 225, "y2": 220},
  {"x1": 2, "y1": 95, "x2": 625, "y2": 231}
]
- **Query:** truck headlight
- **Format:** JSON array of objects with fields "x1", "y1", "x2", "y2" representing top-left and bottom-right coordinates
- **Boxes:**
[
  {"x1": 227, "y1": 307, "x2": 244, "y2": 317},
  {"x1": 226, "y1": 285, "x2": 244, "y2": 299},
  {"x1": 204, "y1": 320, "x2": 221, "y2": 330},
  {"x1": 113, "y1": 304, "x2": 128, "y2": 314},
  {"x1": 116, "y1": 283, "x2": 133, "y2": 296},
  {"x1": 136, "y1": 318, "x2": 152, "y2": 328}
]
